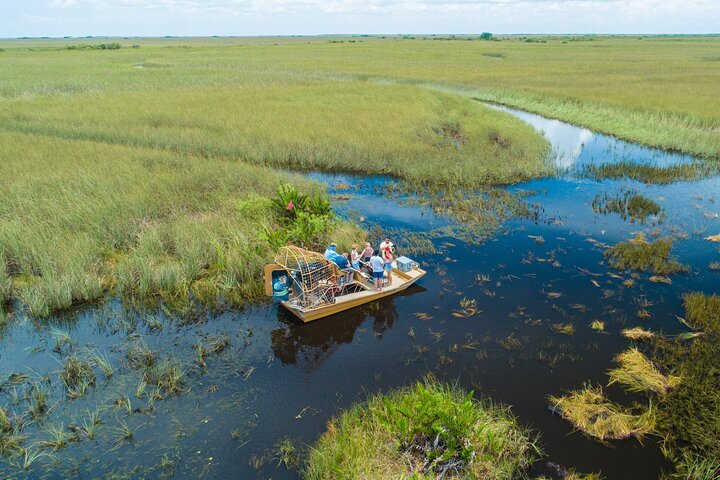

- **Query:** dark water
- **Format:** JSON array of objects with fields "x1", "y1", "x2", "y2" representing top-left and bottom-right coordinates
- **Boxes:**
[{"x1": 1, "y1": 107, "x2": 719, "y2": 479}]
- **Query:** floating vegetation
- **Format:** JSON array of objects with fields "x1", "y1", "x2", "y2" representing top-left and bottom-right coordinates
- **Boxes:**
[
  {"x1": 498, "y1": 333, "x2": 522, "y2": 350},
  {"x1": 452, "y1": 298, "x2": 480, "y2": 318},
  {"x1": 551, "y1": 323, "x2": 575, "y2": 335},
  {"x1": 305, "y1": 381, "x2": 540, "y2": 479},
  {"x1": 608, "y1": 348, "x2": 680, "y2": 395},
  {"x1": 592, "y1": 188, "x2": 663, "y2": 224},
  {"x1": 273, "y1": 437, "x2": 299, "y2": 469},
  {"x1": 649, "y1": 275, "x2": 672, "y2": 284},
  {"x1": 604, "y1": 234, "x2": 688, "y2": 275},
  {"x1": 548, "y1": 385, "x2": 655, "y2": 441},
  {"x1": 581, "y1": 162, "x2": 717, "y2": 185},
  {"x1": 386, "y1": 183, "x2": 540, "y2": 244},
  {"x1": 621, "y1": 327, "x2": 655, "y2": 341},
  {"x1": 589, "y1": 320, "x2": 605, "y2": 332}
]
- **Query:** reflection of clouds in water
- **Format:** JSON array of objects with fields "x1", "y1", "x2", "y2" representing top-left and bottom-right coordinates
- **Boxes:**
[
  {"x1": 488, "y1": 103, "x2": 696, "y2": 168},
  {"x1": 540, "y1": 121, "x2": 594, "y2": 169},
  {"x1": 486, "y1": 104, "x2": 593, "y2": 168}
]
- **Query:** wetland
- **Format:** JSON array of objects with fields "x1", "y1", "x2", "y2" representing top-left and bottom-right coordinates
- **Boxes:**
[{"x1": 1, "y1": 37, "x2": 720, "y2": 479}]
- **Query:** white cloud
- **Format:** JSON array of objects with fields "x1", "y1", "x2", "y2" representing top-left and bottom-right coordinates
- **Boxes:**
[{"x1": 50, "y1": 0, "x2": 78, "y2": 7}]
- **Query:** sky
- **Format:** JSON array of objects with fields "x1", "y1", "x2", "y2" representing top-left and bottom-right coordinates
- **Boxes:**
[{"x1": 2, "y1": 0, "x2": 719, "y2": 38}]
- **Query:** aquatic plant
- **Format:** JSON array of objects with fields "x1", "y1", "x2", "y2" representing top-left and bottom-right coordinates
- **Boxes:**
[
  {"x1": 589, "y1": 320, "x2": 605, "y2": 332},
  {"x1": 548, "y1": 384, "x2": 655, "y2": 441},
  {"x1": 61, "y1": 356, "x2": 96, "y2": 398},
  {"x1": 37, "y1": 423, "x2": 76, "y2": 451},
  {"x1": 682, "y1": 293, "x2": 720, "y2": 331},
  {"x1": 90, "y1": 352, "x2": 114, "y2": 378},
  {"x1": 608, "y1": 348, "x2": 680, "y2": 395},
  {"x1": 305, "y1": 381, "x2": 540, "y2": 479},
  {"x1": 28, "y1": 383, "x2": 49, "y2": 421},
  {"x1": 592, "y1": 189, "x2": 663, "y2": 224},
  {"x1": 582, "y1": 162, "x2": 717, "y2": 185},
  {"x1": 143, "y1": 359, "x2": 187, "y2": 397},
  {"x1": 126, "y1": 341, "x2": 158, "y2": 370},
  {"x1": 273, "y1": 437, "x2": 299, "y2": 469},
  {"x1": 604, "y1": 234, "x2": 688, "y2": 275},
  {"x1": 621, "y1": 327, "x2": 655, "y2": 341},
  {"x1": 550, "y1": 323, "x2": 575, "y2": 335}
]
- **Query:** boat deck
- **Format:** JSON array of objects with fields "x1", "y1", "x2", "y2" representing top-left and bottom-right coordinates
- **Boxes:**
[{"x1": 283, "y1": 267, "x2": 426, "y2": 322}]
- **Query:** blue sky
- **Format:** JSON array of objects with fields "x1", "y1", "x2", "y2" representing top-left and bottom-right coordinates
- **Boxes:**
[{"x1": 2, "y1": 0, "x2": 718, "y2": 38}]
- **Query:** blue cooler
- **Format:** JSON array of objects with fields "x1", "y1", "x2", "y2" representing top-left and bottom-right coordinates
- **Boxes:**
[{"x1": 395, "y1": 256, "x2": 417, "y2": 273}]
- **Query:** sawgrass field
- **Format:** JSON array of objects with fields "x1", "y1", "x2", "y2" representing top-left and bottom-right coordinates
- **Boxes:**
[{"x1": 1, "y1": 34, "x2": 718, "y2": 315}]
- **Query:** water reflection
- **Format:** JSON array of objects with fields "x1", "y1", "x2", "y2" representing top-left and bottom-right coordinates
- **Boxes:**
[
  {"x1": 271, "y1": 285, "x2": 425, "y2": 369},
  {"x1": 487, "y1": 103, "x2": 695, "y2": 170}
]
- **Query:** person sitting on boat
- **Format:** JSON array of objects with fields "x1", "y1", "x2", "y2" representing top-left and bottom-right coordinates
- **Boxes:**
[
  {"x1": 383, "y1": 246, "x2": 394, "y2": 285},
  {"x1": 324, "y1": 243, "x2": 349, "y2": 269},
  {"x1": 379, "y1": 237, "x2": 394, "y2": 254},
  {"x1": 369, "y1": 251, "x2": 385, "y2": 291}
]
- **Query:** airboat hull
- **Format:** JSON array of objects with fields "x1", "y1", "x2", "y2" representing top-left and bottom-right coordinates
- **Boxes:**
[{"x1": 265, "y1": 261, "x2": 426, "y2": 323}]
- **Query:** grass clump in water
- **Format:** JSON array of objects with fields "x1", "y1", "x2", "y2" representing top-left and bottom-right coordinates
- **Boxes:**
[
  {"x1": 682, "y1": 292, "x2": 720, "y2": 331},
  {"x1": 592, "y1": 188, "x2": 663, "y2": 224},
  {"x1": 604, "y1": 234, "x2": 688, "y2": 275},
  {"x1": 548, "y1": 384, "x2": 655, "y2": 441},
  {"x1": 142, "y1": 359, "x2": 187, "y2": 397},
  {"x1": 60, "y1": 356, "x2": 96, "y2": 398},
  {"x1": 607, "y1": 348, "x2": 680, "y2": 395},
  {"x1": 621, "y1": 327, "x2": 655, "y2": 341},
  {"x1": 305, "y1": 381, "x2": 540, "y2": 479}
]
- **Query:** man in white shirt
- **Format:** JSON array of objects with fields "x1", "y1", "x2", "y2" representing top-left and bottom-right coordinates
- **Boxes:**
[
  {"x1": 379, "y1": 238, "x2": 394, "y2": 254},
  {"x1": 369, "y1": 251, "x2": 385, "y2": 291}
]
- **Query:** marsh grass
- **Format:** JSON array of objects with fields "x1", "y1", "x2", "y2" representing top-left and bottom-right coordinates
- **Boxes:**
[
  {"x1": 548, "y1": 385, "x2": 655, "y2": 441},
  {"x1": 61, "y1": 356, "x2": 96, "y2": 398},
  {"x1": 581, "y1": 162, "x2": 718, "y2": 184},
  {"x1": 0, "y1": 133, "x2": 364, "y2": 316},
  {"x1": 143, "y1": 359, "x2": 187, "y2": 397},
  {"x1": 608, "y1": 348, "x2": 680, "y2": 395},
  {"x1": 682, "y1": 293, "x2": 720, "y2": 332},
  {"x1": 305, "y1": 381, "x2": 540, "y2": 479},
  {"x1": 604, "y1": 234, "x2": 688, "y2": 275}
]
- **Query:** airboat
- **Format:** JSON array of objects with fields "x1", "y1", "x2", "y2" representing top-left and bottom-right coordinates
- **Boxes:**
[{"x1": 264, "y1": 246, "x2": 426, "y2": 322}]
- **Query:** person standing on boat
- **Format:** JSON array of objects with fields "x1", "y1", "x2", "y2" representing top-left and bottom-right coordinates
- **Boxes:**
[
  {"x1": 350, "y1": 244, "x2": 361, "y2": 270},
  {"x1": 379, "y1": 237, "x2": 394, "y2": 254},
  {"x1": 369, "y1": 251, "x2": 385, "y2": 291},
  {"x1": 383, "y1": 246, "x2": 394, "y2": 285},
  {"x1": 361, "y1": 242, "x2": 373, "y2": 263}
]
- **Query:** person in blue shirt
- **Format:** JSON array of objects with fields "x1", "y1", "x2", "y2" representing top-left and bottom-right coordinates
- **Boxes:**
[
  {"x1": 369, "y1": 251, "x2": 385, "y2": 291},
  {"x1": 324, "y1": 243, "x2": 349, "y2": 269}
]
